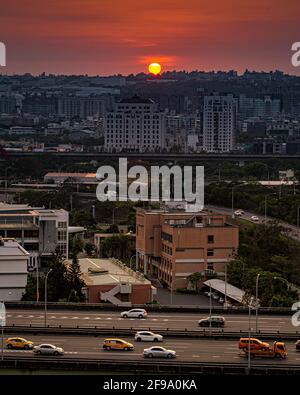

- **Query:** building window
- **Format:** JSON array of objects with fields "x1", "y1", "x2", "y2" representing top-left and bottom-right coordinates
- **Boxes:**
[
  {"x1": 208, "y1": 235, "x2": 214, "y2": 244},
  {"x1": 207, "y1": 249, "x2": 214, "y2": 257},
  {"x1": 207, "y1": 263, "x2": 214, "y2": 270},
  {"x1": 161, "y1": 232, "x2": 173, "y2": 243}
]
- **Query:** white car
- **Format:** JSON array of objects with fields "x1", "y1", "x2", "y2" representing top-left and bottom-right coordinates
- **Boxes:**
[
  {"x1": 218, "y1": 297, "x2": 225, "y2": 304},
  {"x1": 135, "y1": 331, "x2": 163, "y2": 342},
  {"x1": 33, "y1": 344, "x2": 64, "y2": 356},
  {"x1": 143, "y1": 346, "x2": 176, "y2": 359},
  {"x1": 212, "y1": 293, "x2": 220, "y2": 300},
  {"x1": 234, "y1": 210, "x2": 242, "y2": 216},
  {"x1": 250, "y1": 215, "x2": 259, "y2": 222},
  {"x1": 121, "y1": 309, "x2": 147, "y2": 319}
]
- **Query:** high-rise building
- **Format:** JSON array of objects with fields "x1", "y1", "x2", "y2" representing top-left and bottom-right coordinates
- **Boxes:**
[
  {"x1": 57, "y1": 96, "x2": 105, "y2": 119},
  {"x1": 203, "y1": 94, "x2": 237, "y2": 152},
  {"x1": 104, "y1": 95, "x2": 166, "y2": 152}
]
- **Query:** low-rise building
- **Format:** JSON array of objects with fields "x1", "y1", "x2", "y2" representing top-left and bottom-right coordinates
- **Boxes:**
[
  {"x1": 76, "y1": 257, "x2": 156, "y2": 306},
  {"x1": 0, "y1": 238, "x2": 30, "y2": 301},
  {"x1": 136, "y1": 207, "x2": 239, "y2": 289},
  {"x1": 0, "y1": 203, "x2": 69, "y2": 271}
]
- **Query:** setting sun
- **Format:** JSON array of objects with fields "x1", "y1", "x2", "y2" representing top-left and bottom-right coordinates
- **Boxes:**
[{"x1": 148, "y1": 62, "x2": 161, "y2": 75}]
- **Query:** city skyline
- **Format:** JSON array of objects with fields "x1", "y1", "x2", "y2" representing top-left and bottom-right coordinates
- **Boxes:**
[{"x1": 0, "y1": 0, "x2": 299, "y2": 76}]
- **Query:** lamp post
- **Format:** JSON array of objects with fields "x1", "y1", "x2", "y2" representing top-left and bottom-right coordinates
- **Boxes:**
[
  {"x1": 44, "y1": 269, "x2": 53, "y2": 327},
  {"x1": 255, "y1": 273, "x2": 261, "y2": 333},
  {"x1": 36, "y1": 260, "x2": 39, "y2": 303},
  {"x1": 225, "y1": 263, "x2": 227, "y2": 305},
  {"x1": 247, "y1": 303, "x2": 252, "y2": 373},
  {"x1": 1, "y1": 291, "x2": 11, "y2": 361},
  {"x1": 273, "y1": 276, "x2": 291, "y2": 291},
  {"x1": 170, "y1": 277, "x2": 186, "y2": 305},
  {"x1": 208, "y1": 281, "x2": 212, "y2": 333}
]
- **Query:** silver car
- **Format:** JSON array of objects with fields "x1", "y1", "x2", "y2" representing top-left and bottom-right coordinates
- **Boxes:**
[
  {"x1": 135, "y1": 331, "x2": 163, "y2": 342},
  {"x1": 33, "y1": 344, "x2": 64, "y2": 356},
  {"x1": 143, "y1": 346, "x2": 176, "y2": 359},
  {"x1": 121, "y1": 309, "x2": 147, "y2": 319}
]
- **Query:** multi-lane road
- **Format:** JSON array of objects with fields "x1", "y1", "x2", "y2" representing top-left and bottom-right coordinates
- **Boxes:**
[
  {"x1": 1, "y1": 334, "x2": 300, "y2": 366},
  {"x1": 6, "y1": 309, "x2": 298, "y2": 333}
]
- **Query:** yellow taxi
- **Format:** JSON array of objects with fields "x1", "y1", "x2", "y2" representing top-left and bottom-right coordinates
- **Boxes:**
[
  {"x1": 102, "y1": 338, "x2": 134, "y2": 351},
  {"x1": 5, "y1": 337, "x2": 34, "y2": 350}
]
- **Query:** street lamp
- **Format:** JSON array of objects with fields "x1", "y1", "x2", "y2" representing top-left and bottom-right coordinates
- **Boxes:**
[
  {"x1": 255, "y1": 273, "x2": 261, "y2": 332},
  {"x1": 170, "y1": 277, "x2": 186, "y2": 305},
  {"x1": 36, "y1": 260, "x2": 39, "y2": 303},
  {"x1": 1, "y1": 291, "x2": 11, "y2": 361},
  {"x1": 44, "y1": 268, "x2": 53, "y2": 327},
  {"x1": 247, "y1": 303, "x2": 254, "y2": 374}
]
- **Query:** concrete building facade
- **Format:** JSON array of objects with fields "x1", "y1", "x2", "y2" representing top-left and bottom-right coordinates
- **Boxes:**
[
  {"x1": 0, "y1": 239, "x2": 30, "y2": 301},
  {"x1": 203, "y1": 94, "x2": 237, "y2": 152},
  {"x1": 0, "y1": 204, "x2": 69, "y2": 272},
  {"x1": 104, "y1": 95, "x2": 166, "y2": 152},
  {"x1": 77, "y1": 257, "x2": 156, "y2": 306},
  {"x1": 136, "y1": 208, "x2": 239, "y2": 289}
]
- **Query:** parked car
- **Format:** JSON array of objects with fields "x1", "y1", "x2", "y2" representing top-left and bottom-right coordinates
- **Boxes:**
[
  {"x1": 102, "y1": 339, "x2": 134, "y2": 351},
  {"x1": 5, "y1": 337, "x2": 34, "y2": 350},
  {"x1": 143, "y1": 346, "x2": 176, "y2": 359},
  {"x1": 212, "y1": 293, "x2": 220, "y2": 300},
  {"x1": 218, "y1": 297, "x2": 225, "y2": 304},
  {"x1": 135, "y1": 331, "x2": 163, "y2": 342},
  {"x1": 33, "y1": 344, "x2": 64, "y2": 355},
  {"x1": 121, "y1": 309, "x2": 147, "y2": 319},
  {"x1": 295, "y1": 340, "x2": 300, "y2": 351},
  {"x1": 250, "y1": 215, "x2": 259, "y2": 222},
  {"x1": 238, "y1": 338, "x2": 269, "y2": 351},
  {"x1": 198, "y1": 316, "x2": 225, "y2": 327}
]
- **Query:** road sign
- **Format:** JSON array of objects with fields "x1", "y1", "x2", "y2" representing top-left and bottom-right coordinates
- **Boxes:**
[{"x1": 0, "y1": 302, "x2": 6, "y2": 327}]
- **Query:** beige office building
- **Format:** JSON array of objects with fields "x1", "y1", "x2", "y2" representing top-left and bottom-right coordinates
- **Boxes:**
[{"x1": 136, "y1": 208, "x2": 239, "y2": 289}]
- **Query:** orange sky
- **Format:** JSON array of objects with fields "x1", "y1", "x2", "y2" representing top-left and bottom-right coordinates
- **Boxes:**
[{"x1": 0, "y1": 0, "x2": 299, "y2": 75}]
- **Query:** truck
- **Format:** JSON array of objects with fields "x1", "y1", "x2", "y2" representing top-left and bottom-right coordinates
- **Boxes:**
[{"x1": 241, "y1": 341, "x2": 287, "y2": 359}]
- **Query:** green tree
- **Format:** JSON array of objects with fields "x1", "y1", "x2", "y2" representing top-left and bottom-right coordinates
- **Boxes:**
[
  {"x1": 187, "y1": 272, "x2": 204, "y2": 293},
  {"x1": 47, "y1": 249, "x2": 70, "y2": 302},
  {"x1": 66, "y1": 254, "x2": 86, "y2": 302},
  {"x1": 84, "y1": 242, "x2": 95, "y2": 256}
]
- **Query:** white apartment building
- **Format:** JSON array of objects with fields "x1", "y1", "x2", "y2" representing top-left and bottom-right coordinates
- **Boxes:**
[
  {"x1": 203, "y1": 94, "x2": 237, "y2": 152},
  {"x1": 0, "y1": 239, "x2": 30, "y2": 301},
  {"x1": 0, "y1": 204, "x2": 69, "y2": 272},
  {"x1": 104, "y1": 95, "x2": 166, "y2": 152}
]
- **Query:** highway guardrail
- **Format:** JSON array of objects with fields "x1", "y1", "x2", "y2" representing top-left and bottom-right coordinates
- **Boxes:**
[
  {"x1": 3, "y1": 324, "x2": 300, "y2": 340},
  {"x1": 5, "y1": 301, "x2": 295, "y2": 315},
  {"x1": 1, "y1": 355, "x2": 300, "y2": 374}
]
